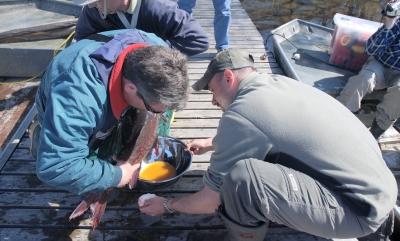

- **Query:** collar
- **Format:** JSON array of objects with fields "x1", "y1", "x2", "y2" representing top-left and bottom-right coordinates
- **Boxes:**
[
  {"x1": 109, "y1": 43, "x2": 147, "y2": 120},
  {"x1": 237, "y1": 71, "x2": 260, "y2": 90},
  {"x1": 127, "y1": 0, "x2": 138, "y2": 14}
]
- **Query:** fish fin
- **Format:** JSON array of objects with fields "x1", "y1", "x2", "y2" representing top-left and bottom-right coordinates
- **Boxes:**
[
  {"x1": 69, "y1": 200, "x2": 89, "y2": 221},
  {"x1": 129, "y1": 162, "x2": 141, "y2": 189},
  {"x1": 91, "y1": 194, "x2": 109, "y2": 229}
]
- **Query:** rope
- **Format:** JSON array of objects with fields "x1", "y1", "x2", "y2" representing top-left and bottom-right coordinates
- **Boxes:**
[{"x1": 0, "y1": 31, "x2": 75, "y2": 86}]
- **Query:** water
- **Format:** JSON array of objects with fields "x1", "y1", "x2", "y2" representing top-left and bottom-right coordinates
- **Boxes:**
[{"x1": 241, "y1": 0, "x2": 384, "y2": 34}]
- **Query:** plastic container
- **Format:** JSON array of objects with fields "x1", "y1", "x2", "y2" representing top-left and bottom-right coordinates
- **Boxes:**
[{"x1": 329, "y1": 13, "x2": 382, "y2": 71}]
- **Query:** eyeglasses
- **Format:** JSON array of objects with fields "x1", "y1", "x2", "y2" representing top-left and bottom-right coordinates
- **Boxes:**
[{"x1": 136, "y1": 91, "x2": 163, "y2": 114}]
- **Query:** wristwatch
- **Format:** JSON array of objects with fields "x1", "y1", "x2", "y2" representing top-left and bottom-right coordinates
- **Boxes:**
[{"x1": 163, "y1": 198, "x2": 176, "y2": 214}]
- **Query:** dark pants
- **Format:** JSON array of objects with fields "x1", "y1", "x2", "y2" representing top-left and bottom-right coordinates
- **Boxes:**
[{"x1": 219, "y1": 159, "x2": 389, "y2": 240}]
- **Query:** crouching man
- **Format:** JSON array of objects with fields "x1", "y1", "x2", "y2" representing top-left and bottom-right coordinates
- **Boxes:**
[
  {"x1": 139, "y1": 49, "x2": 397, "y2": 240},
  {"x1": 31, "y1": 29, "x2": 189, "y2": 195}
]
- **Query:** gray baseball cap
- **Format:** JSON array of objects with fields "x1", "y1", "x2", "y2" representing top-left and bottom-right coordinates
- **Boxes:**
[
  {"x1": 192, "y1": 49, "x2": 255, "y2": 91},
  {"x1": 73, "y1": 0, "x2": 100, "y2": 6}
]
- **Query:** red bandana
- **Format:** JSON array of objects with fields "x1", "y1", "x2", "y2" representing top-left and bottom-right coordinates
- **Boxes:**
[{"x1": 109, "y1": 43, "x2": 147, "y2": 120}]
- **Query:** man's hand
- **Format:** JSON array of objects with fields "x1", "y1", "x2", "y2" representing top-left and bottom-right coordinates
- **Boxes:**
[
  {"x1": 186, "y1": 137, "x2": 214, "y2": 155},
  {"x1": 139, "y1": 195, "x2": 166, "y2": 216},
  {"x1": 117, "y1": 162, "x2": 141, "y2": 188},
  {"x1": 139, "y1": 186, "x2": 221, "y2": 216},
  {"x1": 383, "y1": 16, "x2": 400, "y2": 29}
]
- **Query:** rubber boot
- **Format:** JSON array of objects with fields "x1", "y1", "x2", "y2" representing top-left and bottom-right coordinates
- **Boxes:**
[
  {"x1": 359, "y1": 209, "x2": 394, "y2": 241},
  {"x1": 220, "y1": 212, "x2": 268, "y2": 241},
  {"x1": 370, "y1": 119, "x2": 386, "y2": 140},
  {"x1": 393, "y1": 119, "x2": 400, "y2": 133}
]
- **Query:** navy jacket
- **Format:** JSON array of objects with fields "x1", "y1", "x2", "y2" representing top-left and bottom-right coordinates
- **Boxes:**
[{"x1": 75, "y1": 0, "x2": 209, "y2": 56}]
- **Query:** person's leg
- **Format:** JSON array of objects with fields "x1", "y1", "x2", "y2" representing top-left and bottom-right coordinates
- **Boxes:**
[
  {"x1": 177, "y1": 0, "x2": 197, "y2": 14},
  {"x1": 220, "y1": 158, "x2": 374, "y2": 240},
  {"x1": 211, "y1": 0, "x2": 231, "y2": 51},
  {"x1": 374, "y1": 71, "x2": 400, "y2": 135},
  {"x1": 337, "y1": 57, "x2": 385, "y2": 112},
  {"x1": 358, "y1": 209, "x2": 394, "y2": 241}
]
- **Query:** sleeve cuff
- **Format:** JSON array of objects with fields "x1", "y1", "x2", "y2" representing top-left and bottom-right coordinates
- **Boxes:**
[
  {"x1": 110, "y1": 165, "x2": 123, "y2": 188},
  {"x1": 203, "y1": 171, "x2": 221, "y2": 193}
]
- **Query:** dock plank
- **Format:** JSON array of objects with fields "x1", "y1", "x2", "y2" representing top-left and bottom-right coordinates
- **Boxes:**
[{"x1": 1, "y1": 160, "x2": 209, "y2": 175}]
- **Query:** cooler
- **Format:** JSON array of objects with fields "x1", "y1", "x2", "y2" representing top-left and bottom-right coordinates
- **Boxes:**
[{"x1": 329, "y1": 13, "x2": 382, "y2": 72}]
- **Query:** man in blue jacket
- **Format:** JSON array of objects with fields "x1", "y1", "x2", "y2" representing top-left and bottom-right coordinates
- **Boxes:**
[
  {"x1": 31, "y1": 29, "x2": 189, "y2": 196},
  {"x1": 73, "y1": 0, "x2": 209, "y2": 56}
]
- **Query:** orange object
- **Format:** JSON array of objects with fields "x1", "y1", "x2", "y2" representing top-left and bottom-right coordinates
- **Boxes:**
[
  {"x1": 139, "y1": 161, "x2": 177, "y2": 181},
  {"x1": 329, "y1": 13, "x2": 382, "y2": 71}
]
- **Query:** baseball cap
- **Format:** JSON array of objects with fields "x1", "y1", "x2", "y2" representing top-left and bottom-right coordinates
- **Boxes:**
[
  {"x1": 73, "y1": 0, "x2": 100, "y2": 6},
  {"x1": 192, "y1": 49, "x2": 255, "y2": 91}
]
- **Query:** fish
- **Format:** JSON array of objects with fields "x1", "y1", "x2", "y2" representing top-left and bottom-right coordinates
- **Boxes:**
[{"x1": 69, "y1": 109, "x2": 160, "y2": 229}]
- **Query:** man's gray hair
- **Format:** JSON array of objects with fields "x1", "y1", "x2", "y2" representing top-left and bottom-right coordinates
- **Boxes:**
[{"x1": 122, "y1": 46, "x2": 189, "y2": 110}]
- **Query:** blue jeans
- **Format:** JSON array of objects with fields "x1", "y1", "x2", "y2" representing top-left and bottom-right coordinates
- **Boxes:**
[{"x1": 178, "y1": 0, "x2": 230, "y2": 51}]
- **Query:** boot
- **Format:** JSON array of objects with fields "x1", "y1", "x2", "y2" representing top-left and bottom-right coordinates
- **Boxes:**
[
  {"x1": 370, "y1": 119, "x2": 386, "y2": 140},
  {"x1": 220, "y1": 212, "x2": 268, "y2": 241},
  {"x1": 358, "y1": 209, "x2": 394, "y2": 241},
  {"x1": 393, "y1": 119, "x2": 400, "y2": 133}
]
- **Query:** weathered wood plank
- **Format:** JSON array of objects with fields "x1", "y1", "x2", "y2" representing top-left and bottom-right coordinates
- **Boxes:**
[
  {"x1": 0, "y1": 192, "x2": 189, "y2": 208},
  {"x1": 189, "y1": 50, "x2": 274, "y2": 58},
  {"x1": 0, "y1": 228, "x2": 329, "y2": 241},
  {"x1": 170, "y1": 128, "x2": 217, "y2": 139},
  {"x1": 187, "y1": 69, "x2": 277, "y2": 79},
  {"x1": 8, "y1": 149, "x2": 35, "y2": 161},
  {"x1": 12, "y1": 136, "x2": 30, "y2": 149},
  {"x1": 187, "y1": 60, "x2": 274, "y2": 68},
  {"x1": 185, "y1": 93, "x2": 212, "y2": 101},
  {"x1": 193, "y1": 18, "x2": 256, "y2": 23},
  {"x1": 187, "y1": 62, "x2": 280, "y2": 69},
  {"x1": 188, "y1": 54, "x2": 277, "y2": 61},
  {"x1": 5, "y1": 148, "x2": 213, "y2": 162},
  {"x1": 0, "y1": 208, "x2": 223, "y2": 228},
  {"x1": 0, "y1": 175, "x2": 207, "y2": 192},
  {"x1": 183, "y1": 101, "x2": 218, "y2": 109},
  {"x1": 0, "y1": 197, "x2": 292, "y2": 231},
  {"x1": 1, "y1": 160, "x2": 210, "y2": 175},
  {"x1": 187, "y1": 64, "x2": 280, "y2": 73},
  {"x1": 174, "y1": 110, "x2": 222, "y2": 119},
  {"x1": 173, "y1": 118, "x2": 220, "y2": 128},
  {"x1": 0, "y1": 81, "x2": 39, "y2": 150}
]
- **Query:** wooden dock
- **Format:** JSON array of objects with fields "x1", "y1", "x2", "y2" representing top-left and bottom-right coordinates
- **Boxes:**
[{"x1": 0, "y1": 0, "x2": 398, "y2": 240}]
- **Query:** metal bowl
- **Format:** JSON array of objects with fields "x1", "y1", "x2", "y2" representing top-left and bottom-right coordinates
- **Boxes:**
[{"x1": 136, "y1": 136, "x2": 192, "y2": 190}]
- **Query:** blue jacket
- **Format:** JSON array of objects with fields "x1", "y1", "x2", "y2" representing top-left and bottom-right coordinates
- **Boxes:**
[
  {"x1": 35, "y1": 29, "x2": 167, "y2": 195},
  {"x1": 75, "y1": 0, "x2": 209, "y2": 56}
]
